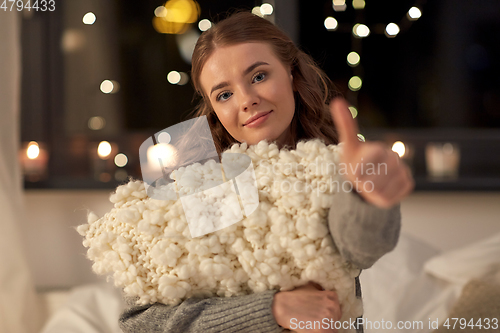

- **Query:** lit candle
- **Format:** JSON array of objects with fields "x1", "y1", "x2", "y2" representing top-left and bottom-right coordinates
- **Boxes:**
[
  {"x1": 90, "y1": 141, "x2": 118, "y2": 182},
  {"x1": 425, "y1": 142, "x2": 460, "y2": 181},
  {"x1": 20, "y1": 141, "x2": 48, "y2": 182}
]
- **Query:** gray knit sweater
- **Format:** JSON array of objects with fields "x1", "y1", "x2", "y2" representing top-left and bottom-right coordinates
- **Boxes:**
[{"x1": 119, "y1": 188, "x2": 401, "y2": 333}]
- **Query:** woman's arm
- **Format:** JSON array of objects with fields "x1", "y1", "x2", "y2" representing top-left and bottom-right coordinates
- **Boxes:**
[
  {"x1": 328, "y1": 185, "x2": 401, "y2": 269},
  {"x1": 119, "y1": 290, "x2": 284, "y2": 333}
]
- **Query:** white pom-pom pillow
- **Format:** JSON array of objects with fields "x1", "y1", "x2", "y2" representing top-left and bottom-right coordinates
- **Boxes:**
[{"x1": 78, "y1": 139, "x2": 363, "y2": 330}]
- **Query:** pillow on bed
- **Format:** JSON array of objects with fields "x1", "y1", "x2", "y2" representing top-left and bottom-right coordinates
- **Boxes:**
[
  {"x1": 424, "y1": 232, "x2": 500, "y2": 285},
  {"x1": 433, "y1": 268, "x2": 500, "y2": 333},
  {"x1": 359, "y1": 232, "x2": 457, "y2": 333}
]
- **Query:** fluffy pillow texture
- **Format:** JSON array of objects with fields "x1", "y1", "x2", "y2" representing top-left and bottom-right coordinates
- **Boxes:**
[{"x1": 77, "y1": 139, "x2": 363, "y2": 328}]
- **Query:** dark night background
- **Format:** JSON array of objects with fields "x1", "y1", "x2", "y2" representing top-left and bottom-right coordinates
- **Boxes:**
[
  {"x1": 115, "y1": 0, "x2": 500, "y2": 131},
  {"x1": 20, "y1": 0, "x2": 500, "y2": 189}
]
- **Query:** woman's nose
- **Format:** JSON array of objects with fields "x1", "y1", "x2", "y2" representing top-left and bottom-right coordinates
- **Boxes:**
[{"x1": 239, "y1": 87, "x2": 260, "y2": 111}]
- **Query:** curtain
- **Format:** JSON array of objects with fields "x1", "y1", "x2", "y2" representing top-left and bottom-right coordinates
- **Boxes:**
[{"x1": 0, "y1": 10, "x2": 44, "y2": 333}]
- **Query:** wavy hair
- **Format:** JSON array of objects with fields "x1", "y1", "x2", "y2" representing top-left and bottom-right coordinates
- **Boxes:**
[{"x1": 190, "y1": 11, "x2": 340, "y2": 155}]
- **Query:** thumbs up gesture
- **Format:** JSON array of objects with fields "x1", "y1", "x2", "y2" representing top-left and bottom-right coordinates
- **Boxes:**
[{"x1": 330, "y1": 98, "x2": 414, "y2": 208}]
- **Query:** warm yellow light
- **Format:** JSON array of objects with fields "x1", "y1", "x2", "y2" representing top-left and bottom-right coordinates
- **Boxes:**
[
  {"x1": 324, "y1": 17, "x2": 338, "y2": 30},
  {"x1": 347, "y1": 52, "x2": 360, "y2": 66},
  {"x1": 164, "y1": 0, "x2": 199, "y2": 23},
  {"x1": 153, "y1": 0, "x2": 199, "y2": 34},
  {"x1": 352, "y1": 0, "x2": 365, "y2": 9},
  {"x1": 392, "y1": 141, "x2": 406, "y2": 157},
  {"x1": 353, "y1": 23, "x2": 370, "y2": 38},
  {"x1": 408, "y1": 7, "x2": 422, "y2": 20},
  {"x1": 88, "y1": 116, "x2": 106, "y2": 130},
  {"x1": 27, "y1": 142, "x2": 40, "y2": 159},
  {"x1": 348, "y1": 76, "x2": 362, "y2": 91},
  {"x1": 348, "y1": 106, "x2": 358, "y2": 119},
  {"x1": 97, "y1": 141, "x2": 112, "y2": 159},
  {"x1": 100, "y1": 80, "x2": 113, "y2": 94},
  {"x1": 198, "y1": 19, "x2": 212, "y2": 31},
  {"x1": 333, "y1": 0, "x2": 346, "y2": 11},
  {"x1": 154, "y1": 6, "x2": 168, "y2": 17},
  {"x1": 167, "y1": 71, "x2": 181, "y2": 84},
  {"x1": 252, "y1": 6, "x2": 263, "y2": 17},
  {"x1": 83, "y1": 12, "x2": 96, "y2": 25},
  {"x1": 385, "y1": 23, "x2": 400, "y2": 37},
  {"x1": 260, "y1": 3, "x2": 273, "y2": 15},
  {"x1": 147, "y1": 143, "x2": 178, "y2": 169},
  {"x1": 114, "y1": 153, "x2": 128, "y2": 167},
  {"x1": 153, "y1": 17, "x2": 188, "y2": 34}
]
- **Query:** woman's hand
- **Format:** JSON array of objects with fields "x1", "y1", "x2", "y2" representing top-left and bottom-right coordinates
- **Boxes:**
[
  {"x1": 272, "y1": 281, "x2": 341, "y2": 332},
  {"x1": 330, "y1": 98, "x2": 414, "y2": 209}
]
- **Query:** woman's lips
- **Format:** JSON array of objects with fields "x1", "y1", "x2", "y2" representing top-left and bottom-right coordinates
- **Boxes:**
[{"x1": 244, "y1": 111, "x2": 272, "y2": 128}]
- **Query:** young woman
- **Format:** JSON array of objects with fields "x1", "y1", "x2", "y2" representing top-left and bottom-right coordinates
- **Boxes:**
[{"x1": 119, "y1": 11, "x2": 413, "y2": 333}]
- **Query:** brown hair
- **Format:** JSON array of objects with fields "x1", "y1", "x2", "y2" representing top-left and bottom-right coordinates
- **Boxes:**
[{"x1": 190, "y1": 11, "x2": 339, "y2": 154}]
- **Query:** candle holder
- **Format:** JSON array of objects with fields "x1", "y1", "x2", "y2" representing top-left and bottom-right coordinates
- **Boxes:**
[
  {"x1": 89, "y1": 141, "x2": 118, "y2": 182},
  {"x1": 19, "y1": 141, "x2": 49, "y2": 182},
  {"x1": 425, "y1": 142, "x2": 460, "y2": 181}
]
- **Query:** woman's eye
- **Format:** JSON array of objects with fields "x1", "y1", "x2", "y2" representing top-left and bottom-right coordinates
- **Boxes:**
[
  {"x1": 253, "y1": 72, "x2": 266, "y2": 83},
  {"x1": 216, "y1": 91, "x2": 232, "y2": 101}
]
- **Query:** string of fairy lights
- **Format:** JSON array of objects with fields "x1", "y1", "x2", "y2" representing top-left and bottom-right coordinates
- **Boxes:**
[
  {"x1": 323, "y1": 0, "x2": 425, "y2": 120},
  {"x1": 23, "y1": 1, "x2": 423, "y2": 184}
]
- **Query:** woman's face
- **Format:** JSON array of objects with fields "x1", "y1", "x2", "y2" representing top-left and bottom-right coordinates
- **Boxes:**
[{"x1": 199, "y1": 42, "x2": 295, "y2": 146}]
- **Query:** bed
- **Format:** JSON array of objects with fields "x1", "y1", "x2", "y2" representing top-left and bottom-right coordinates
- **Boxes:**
[{"x1": 38, "y1": 231, "x2": 500, "y2": 333}]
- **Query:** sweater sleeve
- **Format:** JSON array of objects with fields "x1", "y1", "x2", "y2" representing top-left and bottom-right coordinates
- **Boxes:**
[
  {"x1": 118, "y1": 289, "x2": 284, "y2": 333},
  {"x1": 328, "y1": 179, "x2": 402, "y2": 269}
]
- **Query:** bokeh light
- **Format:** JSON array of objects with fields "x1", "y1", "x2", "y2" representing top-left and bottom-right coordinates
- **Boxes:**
[
  {"x1": 88, "y1": 116, "x2": 106, "y2": 130},
  {"x1": 82, "y1": 12, "x2": 96, "y2": 25},
  {"x1": 385, "y1": 23, "x2": 400, "y2": 37},
  {"x1": 260, "y1": 3, "x2": 273, "y2": 15},
  {"x1": 252, "y1": 6, "x2": 263, "y2": 17},
  {"x1": 353, "y1": 24, "x2": 370, "y2": 38},
  {"x1": 348, "y1": 76, "x2": 362, "y2": 91},
  {"x1": 348, "y1": 106, "x2": 358, "y2": 119},
  {"x1": 100, "y1": 80, "x2": 113, "y2": 94},
  {"x1": 352, "y1": 0, "x2": 365, "y2": 9},
  {"x1": 324, "y1": 17, "x2": 338, "y2": 31},
  {"x1": 198, "y1": 19, "x2": 212, "y2": 31},
  {"x1": 333, "y1": 0, "x2": 346, "y2": 12},
  {"x1": 347, "y1": 52, "x2": 360, "y2": 67},
  {"x1": 392, "y1": 141, "x2": 406, "y2": 157},
  {"x1": 114, "y1": 153, "x2": 128, "y2": 167},
  {"x1": 154, "y1": 6, "x2": 167, "y2": 17},
  {"x1": 408, "y1": 7, "x2": 422, "y2": 20},
  {"x1": 167, "y1": 71, "x2": 181, "y2": 84},
  {"x1": 97, "y1": 141, "x2": 112, "y2": 159},
  {"x1": 158, "y1": 132, "x2": 171, "y2": 144},
  {"x1": 27, "y1": 142, "x2": 40, "y2": 159},
  {"x1": 153, "y1": 0, "x2": 200, "y2": 34},
  {"x1": 147, "y1": 143, "x2": 179, "y2": 169}
]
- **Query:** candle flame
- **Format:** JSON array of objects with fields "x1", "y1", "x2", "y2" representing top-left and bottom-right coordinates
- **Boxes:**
[{"x1": 27, "y1": 142, "x2": 40, "y2": 159}]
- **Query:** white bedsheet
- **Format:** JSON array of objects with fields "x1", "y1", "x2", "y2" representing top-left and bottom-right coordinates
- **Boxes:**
[
  {"x1": 40, "y1": 232, "x2": 500, "y2": 333},
  {"x1": 360, "y1": 233, "x2": 462, "y2": 333},
  {"x1": 40, "y1": 282, "x2": 124, "y2": 333}
]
